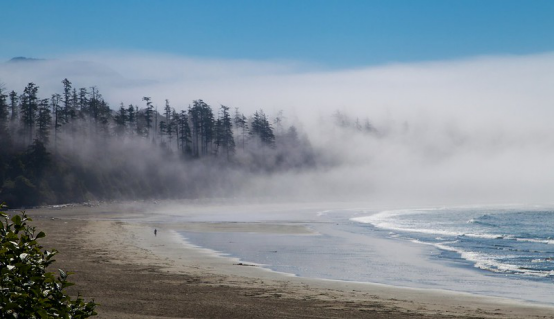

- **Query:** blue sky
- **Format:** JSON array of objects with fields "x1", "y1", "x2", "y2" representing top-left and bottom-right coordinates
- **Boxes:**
[{"x1": 1, "y1": 0, "x2": 553, "y2": 67}]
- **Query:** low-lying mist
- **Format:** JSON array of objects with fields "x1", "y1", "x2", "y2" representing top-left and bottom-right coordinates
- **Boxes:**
[{"x1": 2, "y1": 51, "x2": 554, "y2": 207}]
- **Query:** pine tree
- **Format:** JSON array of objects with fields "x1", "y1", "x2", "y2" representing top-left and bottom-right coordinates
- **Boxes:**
[
  {"x1": 20, "y1": 83, "x2": 39, "y2": 145},
  {"x1": 189, "y1": 103, "x2": 200, "y2": 157},
  {"x1": 200, "y1": 101, "x2": 215, "y2": 156},
  {"x1": 142, "y1": 97, "x2": 154, "y2": 138},
  {"x1": 36, "y1": 98, "x2": 52, "y2": 145},
  {"x1": 178, "y1": 110, "x2": 192, "y2": 156},
  {"x1": 50, "y1": 93, "x2": 62, "y2": 151},
  {"x1": 114, "y1": 103, "x2": 128, "y2": 137},
  {"x1": 78, "y1": 88, "x2": 88, "y2": 116},
  {"x1": 127, "y1": 104, "x2": 136, "y2": 136},
  {"x1": 363, "y1": 117, "x2": 375, "y2": 134},
  {"x1": 250, "y1": 110, "x2": 275, "y2": 148},
  {"x1": 71, "y1": 88, "x2": 79, "y2": 117},
  {"x1": 9, "y1": 90, "x2": 18, "y2": 138},
  {"x1": 216, "y1": 105, "x2": 235, "y2": 160},
  {"x1": 159, "y1": 120, "x2": 167, "y2": 147},
  {"x1": 0, "y1": 87, "x2": 10, "y2": 147},
  {"x1": 234, "y1": 108, "x2": 249, "y2": 150},
  {"x1": 171, "y1": 108, "x2": 179, "y2": 150},
  {"x1": 88, "y1": 87, "x2": 101, "y2": 135},
  {"x1": 164, "y1": 100, "x2": 174, "y2": 149},
  {"x1": 188, "y1": 100, "x2": 214, "y2": 157},
  {"x1": 97, "y1": 99, "x2": 111, "y2": 137},
  {"x1": 61, "y1": 78, "x2": 74, "y2": 125}
]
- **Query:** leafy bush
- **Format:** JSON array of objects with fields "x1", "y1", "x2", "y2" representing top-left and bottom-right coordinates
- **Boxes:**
[{"x1": 0, "y1": 204, "x2": 97, "y2": 318}]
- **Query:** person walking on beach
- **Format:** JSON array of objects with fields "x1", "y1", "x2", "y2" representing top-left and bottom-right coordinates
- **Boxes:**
[{"x1": 154, "y1": 229, "x2": 157, "y2": 236}]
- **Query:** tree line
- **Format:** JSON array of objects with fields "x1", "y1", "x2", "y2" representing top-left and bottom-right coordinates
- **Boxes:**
[{"x1": 0, "y1": 79, "x2": 315, "y2": 207}]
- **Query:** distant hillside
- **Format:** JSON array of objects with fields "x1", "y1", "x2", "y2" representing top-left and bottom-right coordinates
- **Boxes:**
[{"x1": 8, "y1": 57, "x2": 45, "y2": 63}]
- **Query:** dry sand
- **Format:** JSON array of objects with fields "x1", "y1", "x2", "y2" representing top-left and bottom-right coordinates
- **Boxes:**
[{"x1": 20, "y1": 202, "x2": 554, "y2": 318}]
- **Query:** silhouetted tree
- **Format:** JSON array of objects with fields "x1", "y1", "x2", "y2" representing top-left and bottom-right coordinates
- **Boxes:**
[
  {"x1": 142, "y1": 97, "x2": 154, "y2": 138},
  {"x1": 178, "y1": 110, "x2": 192, "y2": 156},
  {"x1": 189, "y1": 100, "x2": 214, "y2": 157},
  {"x1": 215, "y1": 105, "x2": 235, "y2": 160},
  {"x1": 51, "y1": 93, "x2": 62, "y2": 151},
  {"x1": 36, "y1": 98, "x2": 51, "y2": 145},
  {"x1": 62, "y1": 78, "x2": 74, "y2": 124},
  {"x1": 126, "y1": 104, "x2": 137, "y2": 135},
  {"x1": 20, "y1": 83, "x2": 39, "y2": 144},
  {"x1": 0, "y1": 87, "x2": 10, "y2": 144},
  {"x1": 250, "y1": 110, "x2": 275, "y2": 148},
  {"x1": 114, "y1": 103, "x2": 128, "y2": 137},
  {"x1": 234, "y1": 108, "x2": 249, "y2": 151},
  {"x1": 8, "y1": 90, "x2": 18, "y2": 138}
]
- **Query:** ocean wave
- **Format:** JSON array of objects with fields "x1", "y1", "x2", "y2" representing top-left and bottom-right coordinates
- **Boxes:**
[
  {"x1": 353, "y1": 212, "x2": 506, "y2": 240},
  {"x1": 352, "y1": 207, "x2": 554, "y2": 278},
  {"x1": 516, "y1": 237, "x2": 554, "y2": 245},
  {"x1": 413, "y1": 240, "x2": 554, "y2": 278},
  {"x1": 467, "y1": 218, "x2": 497, "y2": 227}
]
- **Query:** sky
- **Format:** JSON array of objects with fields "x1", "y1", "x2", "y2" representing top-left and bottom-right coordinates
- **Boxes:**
[{"x1": 1, "y1": 0, "x2": 553, "y2": 67}]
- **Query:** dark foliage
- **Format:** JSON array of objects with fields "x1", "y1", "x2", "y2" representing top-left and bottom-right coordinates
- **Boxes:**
[
  {"x1": 0, "y1": 205, "x2": 97, "y2": 317},
  {"x1": 0, "y1": 79, "x2": 324, "y2": 207}
]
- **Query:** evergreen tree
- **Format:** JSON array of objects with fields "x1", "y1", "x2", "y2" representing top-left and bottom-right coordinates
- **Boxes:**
[
  {"x1": 163, "y1": 100, "x2": 174, "y2": 149},
  {"x1": 171, "y1": 108, "x2": 179, "y2": 150},
  {"x1": 178, "y1": 110, "x2": 192, "y2": 156},
  {"x1": 78, "y1": 88, "x2": 88, "y2": 116},
  {"x1": 20, "y1": 83, "x2": 39, "y2": 145},
  {"x1": 159, "y1": 120, "x2": 167, "y2": 147},
  {"x1": 97, "y1": 99, "x2": 111, "y2": 137},
  {"x1": 8, "y1": 90, "x2": 18, "y2": 138},
  {"x1": 250, "y1": 110, "x2": 275, "y2": 147},
  {"x1": 200, "y1": 101, "x2": 215, "y2": 156},
  {"x1": 114, "y1": 103, "x2": 128, "y2": 137},
  {"x1": 71, "y1": 88, "x2": 79, "y2": 116},
  {"x1": 215, "y1": 105, "x2": 235, "y2": 160},
  {"x1": 363, "y1": 117, "x2": 375, "y2": 133},
  {"x1": 185, "y1": 100, "x2": 215, "y2": 157},
  {"x1": 234, "y1": 108, "x2": 248, "y2": 151},
  {"x1": 142, "y1": 97, "x2": 154, "y2": 138},
  {"x1": 61, "y1": 78, "x2": 74, "y2": 124},
  {"x1": 189, "y1": 103, "x2": 200, "y2": 157},
  {"x1": 188, "y1": 100, "x2": 214, "y2": 156},
  {"x1": 127, "y1": 104, "x2": 137, "y2": 136},
  {"x1": 88, "y1": 87, "x2": 101, "y2": 134},
  {"x1": 50, "y1": 93, "x2": 62, "y2": 151},
  {"x1": 36, "y1": 98, "x2": 52, "y2": 145},
  {"x1": 0, "y1": 87, "x2": 10, "y2": 148}
]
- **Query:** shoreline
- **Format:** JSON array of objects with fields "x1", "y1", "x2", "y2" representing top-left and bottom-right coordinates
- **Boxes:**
[
  {"x1": 129, "y1": 221, "x2": 554, "y2": 314},
  {"x1": 25, "y1": 203, "x2": 554, "y2": 318}
]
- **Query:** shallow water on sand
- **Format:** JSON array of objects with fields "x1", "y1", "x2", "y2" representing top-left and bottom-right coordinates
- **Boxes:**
[{"x1": 174, "y1": 206, "x2": 554, "y2": 305}]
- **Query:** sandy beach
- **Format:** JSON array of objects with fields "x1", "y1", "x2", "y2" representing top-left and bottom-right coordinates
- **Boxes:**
[{"x1": 21, "y1": 202, "x2": 554, "y2": 318}]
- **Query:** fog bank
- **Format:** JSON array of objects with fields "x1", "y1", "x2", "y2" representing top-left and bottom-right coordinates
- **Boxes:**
[{"x1": 2, "y1": 52, "x2": 554, "y2": 206}]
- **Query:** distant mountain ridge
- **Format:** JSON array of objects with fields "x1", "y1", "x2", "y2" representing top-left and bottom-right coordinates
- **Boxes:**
[{"x1": 8, "y1": 56, "x2": 46, "y2": 63}]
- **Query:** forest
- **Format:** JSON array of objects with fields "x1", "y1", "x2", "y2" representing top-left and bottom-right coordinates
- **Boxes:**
[{"x1": 0, "y1": 79, "x2": 351, "y2": 207}]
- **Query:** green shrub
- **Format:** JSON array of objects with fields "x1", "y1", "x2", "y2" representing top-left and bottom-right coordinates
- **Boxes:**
[{"x1": 0, "y1": 204, "x2": 97, "y2": 318}]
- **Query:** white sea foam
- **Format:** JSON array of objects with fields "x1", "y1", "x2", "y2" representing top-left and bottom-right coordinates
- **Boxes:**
[
  {"x1": 352, "y1": 209, "x2": 505, "y2": 240},
  {"x1": 352, "y1": 208, "x2": 554, "y2": 278},
  {"x1": 411, "y1": 238, "x2": 554, "y2": 277},
  {"x1": 516, "y1": 237, "x2": 554, "y2": 245}
]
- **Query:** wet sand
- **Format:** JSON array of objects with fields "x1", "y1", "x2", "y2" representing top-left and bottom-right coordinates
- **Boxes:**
[{"x1": 22, "y1": 203, "x2": 554, "y2": 318}]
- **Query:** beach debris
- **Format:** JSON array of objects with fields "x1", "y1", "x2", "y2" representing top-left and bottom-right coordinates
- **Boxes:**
[{"x1": 234, "y1": 262, "x2": 256, "y2": 267}]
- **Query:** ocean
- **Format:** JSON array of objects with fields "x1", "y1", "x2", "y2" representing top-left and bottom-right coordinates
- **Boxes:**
[
  {"x1": 176, "y1": 205, "x2": 554, "y2": 305},
  {"x1": 354, "y1": 207, "x2": 554, "y2": 279}
]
